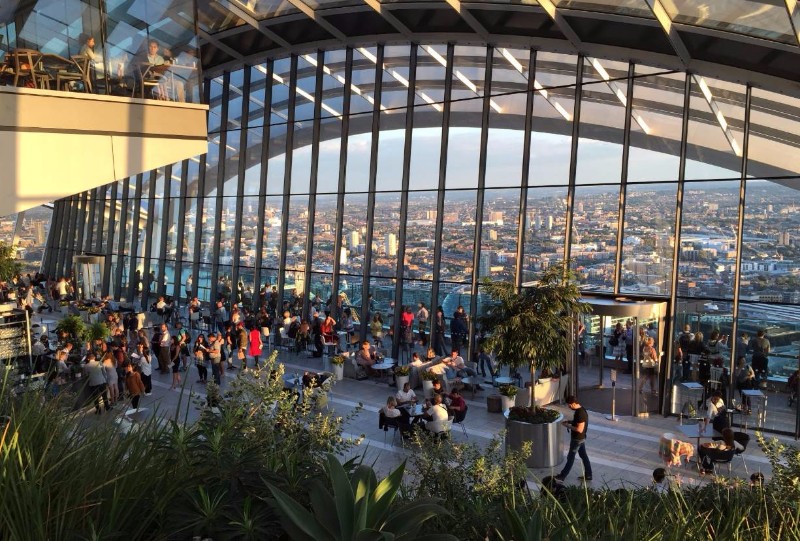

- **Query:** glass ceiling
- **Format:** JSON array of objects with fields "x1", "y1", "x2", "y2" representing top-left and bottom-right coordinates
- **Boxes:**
[{"x1": 200, "y1": 0, "x2": 800, "y2": 50}]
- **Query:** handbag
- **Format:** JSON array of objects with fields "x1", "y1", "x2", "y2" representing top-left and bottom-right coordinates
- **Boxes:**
[{"x1": 237, "y1": 349, "x2": 245, "y2": 360}]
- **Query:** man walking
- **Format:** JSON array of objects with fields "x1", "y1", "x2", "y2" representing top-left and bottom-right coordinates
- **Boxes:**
[{"x1": 555, "y1": 395, "x2": 593, "y2": 482}]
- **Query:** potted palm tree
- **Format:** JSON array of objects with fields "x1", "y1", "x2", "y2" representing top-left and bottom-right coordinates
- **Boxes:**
[{"x1": 479, "y1": 263, "x2": 589, "y2": 468}]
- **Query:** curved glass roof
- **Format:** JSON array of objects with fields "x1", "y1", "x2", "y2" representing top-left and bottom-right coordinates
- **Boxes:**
[{"x1": 198, "y1": 0, "x2": 800, "y2": 91}]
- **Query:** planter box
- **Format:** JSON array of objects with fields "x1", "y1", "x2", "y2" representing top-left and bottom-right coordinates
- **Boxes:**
[
  {"x1": 506, "y1": 413, "x2": 564, "y2": 469},
  {"x1": 500, "y1": 394, "x2": 516, "y2": 412},
  {"x1": 422, "y1": 379, "x2": 434, "y2": 399},
  {"x1": 395, "y1": 375, "x2": 409, "y2": 390},
  {"x1": 332, "y1": 363, "x2": 344, "y2": 381}
]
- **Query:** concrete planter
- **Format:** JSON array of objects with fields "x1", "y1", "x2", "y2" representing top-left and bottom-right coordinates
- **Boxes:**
[
  {"x1": 500, "y1": 394, "x2": 516, "y2": 412},
  {"x1": 422, "y1": 379, "x2": 434, "y2": 399},
  {"x1": 332, "y1": 363, "x2": 344, "y2": 381},
  {"x1": 395, "y1": 375, "x2": 409, "y2": 389},
  {"x1": 505, "y1": 413, "x2": 564, "y2": 469}
]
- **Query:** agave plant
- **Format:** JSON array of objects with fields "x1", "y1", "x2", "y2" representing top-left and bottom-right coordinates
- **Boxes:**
[{"x1": 268, "y1": 454, "x2": 457, "y2": 541}]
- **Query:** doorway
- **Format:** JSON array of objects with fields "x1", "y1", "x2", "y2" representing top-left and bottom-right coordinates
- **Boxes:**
[{"x1": 572, "y1": 297, "x2": 668, "y2": 418}]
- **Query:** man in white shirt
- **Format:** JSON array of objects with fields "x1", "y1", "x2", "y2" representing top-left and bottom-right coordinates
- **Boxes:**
[
  {"x1": 158, "y1": 323, "x2": 171, "y2": 373},
  {"x1": 416, "y1": 302, "x2": 429, "y2": 347},
  {"x1": 423, "y1": 395, "x2": 449, "y2": 432},
  {"x1": 395, "y1": 382, "x2": 417, "y2": 405},
  {"x1": 130, "y1": 342, "x2": 152, "y2": 395}
]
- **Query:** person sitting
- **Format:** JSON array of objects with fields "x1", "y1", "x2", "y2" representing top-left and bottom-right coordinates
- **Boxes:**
[
  {"x1": 155, "y1": 296, "x2": 168, "y2": 322},
  {"x1": 422, "y1": 394, "x2": 449, "y2": 431},
  {"x1": 356, "y1": 340, "x2": 376, "y2": 370},
  {"x1": 381, "y1": 396, "x2": 412, "y2": 437},
  {"x1": 320, "y1": 311, "x2": 336, "y2": 343},
  {"x1": 431, "y1": 379, "x2": 446, "y2": 399},
  {"x1": 703, "y1": 390, "x2": 729, "y2": 433},
  {"x1": 395, "y1": 382, "x2": 417, "y2": 406},
  {"x1": 450, "y1": 349, "x2": 477, "y2": 378},
  {"x1": 652, "y1": 468, "x2": 673, "y2": 494},
  {"x1": 447, "y1": 388, "x2": 467, "y2": 418},
  {"x1": 698, "y1": 427, "x2": 742, "y2": 474}
]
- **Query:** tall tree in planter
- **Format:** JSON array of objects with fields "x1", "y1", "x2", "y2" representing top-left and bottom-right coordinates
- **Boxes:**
[{"x1": 479, "y1": 263, "x2": 589, "y2": 409}]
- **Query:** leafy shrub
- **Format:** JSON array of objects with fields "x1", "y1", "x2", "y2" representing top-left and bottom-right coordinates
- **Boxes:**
[
  {"x1": 498, "y1": 384, "x2": 518, "y2": 397},
  {"x1": 507, "y1": 405, "x2": 561, "y2": 424}
]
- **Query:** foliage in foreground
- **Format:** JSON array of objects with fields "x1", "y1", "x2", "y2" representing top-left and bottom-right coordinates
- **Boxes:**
[
  {"x1": 0, "y1": 352, "x2": 362, "y2": 540},
  {"x1": 269, "y1": 453, "x2": 456, "y2": 541},
  {"x1": 400, "y1": 430, "x2": 800, "y2": 541}
]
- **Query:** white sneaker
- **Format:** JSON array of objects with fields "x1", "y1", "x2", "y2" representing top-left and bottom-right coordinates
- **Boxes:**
[{"x1": 145, "y1": 392, "x2": 152, "y2": 396}]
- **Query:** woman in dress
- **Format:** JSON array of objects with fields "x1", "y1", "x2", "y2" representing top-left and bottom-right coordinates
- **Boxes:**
[
  {"x1": 640, "y1": 336, "x2": 659, "y2": 394},
  {"x1": 169, "y1": 336, "x2": 181, "y2": 390},
  {"x1": 247, "y1": 323, "x2": 263, "y2": 369},
  {"x1": 194, "y1": 334, "x2": 209, "y2": 384},
  {"x1": 102, "y1": 352, "x2": 119, "y2": 406}
]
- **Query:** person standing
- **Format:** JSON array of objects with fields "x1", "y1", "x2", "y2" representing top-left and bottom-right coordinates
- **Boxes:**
[
  {"x1": 432, "y1": 306, "x2": 447, "y2": 357},
  {"x1": 125, "y1": 363, "x2": 145, "y2": 411},
  {"x1": 556, "y1": 395, "x2": 593, "y2": 482},
  {"x1": 84, "y1": 352, "x2": 109, "y2": 414},
  {"x1": 130, "y1": 342, "x2": 153, "y2": 395},
  {"x1": 416, "y1": 302, "x2": 429, "y2": 347},
  {"x1": 158, "y1": 323, "x2": 171, "y2": 374},
  {"x1": 247, "y1": 323, "x2": 262, "y2": 369},
  {"x1": 748, "y1": 329, "x2": 770, "y2": 381}
]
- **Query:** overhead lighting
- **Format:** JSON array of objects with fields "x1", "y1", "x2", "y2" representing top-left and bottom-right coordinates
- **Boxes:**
[
  {"x1": 587, "y1": 57, "x2": 651, "y2": 134},
  {"x1": 354, "y1": 48, "x2": 443, "y2": 112},
  {"x1": 422, "y1": 45, "x2": 502, "y2": 113},
  {"x1": 498, "y1": 48, "x2": 572, "y2": 121},
  {"x1": 694, "y1": 75, "x2": 742, "y2": 157}
]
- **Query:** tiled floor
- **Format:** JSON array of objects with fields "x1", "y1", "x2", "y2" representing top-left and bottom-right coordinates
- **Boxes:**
[{"x1": 34, "y1": 312, "x2": 785, "y2": 490}]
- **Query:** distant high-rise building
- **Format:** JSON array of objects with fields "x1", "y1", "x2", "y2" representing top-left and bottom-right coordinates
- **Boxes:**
[
  {"x1": 33, "y1": 221, "x2": 45, "y2": 245},
  {"x1": 479, "y1": 251, "x2": 492, "y2": 277},
  {"x1": 489, "y1": 230, "x2": 498, "y2": 241},
  {"x1": 340, "y1": 246, "x2": 348, "y2": 265},
  {"x1": 489, "y1": 211, "x2": 503, "y2": 223},
  {"x1": 577, "y1": 202, "x2": 584, "y2": 213},
  {"x1": 779, "y1": 231, "x2": 791, "y2": 246},
  {"x1": 350, "y1": 231, "x2": 359, "y2": 249},
  {"x1": 386, "y1": 233, "x2": 397, "y2": 257},
  {"x1": 425, "y1": 210, "x2": 437, "y2": 221},
  {"x1": 547, "y1": 215, "x2": 554, "y2": 230}
]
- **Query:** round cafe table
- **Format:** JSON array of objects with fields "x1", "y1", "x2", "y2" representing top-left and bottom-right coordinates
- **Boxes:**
[{"x1": 371, "y1": 360, "x2": 395, "y2": 383}]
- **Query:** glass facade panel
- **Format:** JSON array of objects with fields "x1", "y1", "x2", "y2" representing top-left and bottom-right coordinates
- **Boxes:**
[
  {"x1": 340, "y1": 193, "x2": 367, "y2": 276},
  {"x1": 311, "y1": 193, "x2": 337, "y2": 273},
  {"x1": 521, "y1": 187, "x2": 567, "y2": 283},
  {"x1": 678, "y1": 181, "x2": 740, "y2": 299},
  {"x1": 371, "y1": 193, "x2": 401, "y2": 278},
  {"x1": 404, "y1": 191, "x2": 437, "y2": 280},
  {"x1": 620, "y1": 183, "x2": 677, "y2": 296},
  {"x1": 571, "y1": 186, "x2": 620, "y2": 292},
  {"x1": 439, "y1": 190, "x2": 476, "y2": 283},
  {"x1": 480, "y1": 189, "x2": 520, "y2": 283}
]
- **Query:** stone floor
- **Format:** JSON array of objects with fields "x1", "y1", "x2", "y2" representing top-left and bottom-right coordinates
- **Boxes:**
[{"x1": 32, "y1": 311, "x2": 787, "y2": 491}]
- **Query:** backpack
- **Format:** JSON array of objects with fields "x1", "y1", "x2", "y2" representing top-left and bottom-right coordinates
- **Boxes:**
[
  {"x1": 700, "y1": 453, "x2": 714, "y2": 474},
  {"x1": 609, "y1": 335, "x2": 619, "y2": 347}
]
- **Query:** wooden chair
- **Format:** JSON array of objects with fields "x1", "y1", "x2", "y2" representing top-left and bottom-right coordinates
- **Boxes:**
[
  {"x1": 56, "y1": 55, "x2": 91, "y2": 92},
  {"x1": 7, "y1": 49, "x2": 47, "y2": 88}
]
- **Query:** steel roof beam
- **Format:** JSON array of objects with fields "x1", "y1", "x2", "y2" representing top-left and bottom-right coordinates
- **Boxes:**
[
  {"x1": 644, "y1": 0, "x2": 692, "y2": 66},
  {"x1": 786, "y1": 0, "x2": 800, "y2": 47},
  {"x1": 216, "y1": 0, "x2": 292, "y2": 48},
  {"x1": 362, "y1": 0, "x2": 413, "y2": 37},
  {"x1": 199, "y1": 29, "x2": 244, "y2": 60},
  {"x1": 286, "y1": 0, "x2": 348, "y2": 41},
  {"x1": 444, "y1": 0, "x2": 489, "y2": 41}
]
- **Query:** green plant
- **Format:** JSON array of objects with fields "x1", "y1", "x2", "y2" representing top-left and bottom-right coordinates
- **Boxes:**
[
  {"x1": 421, "y1": 370, "x2": 440, "y2": 382},
  {"x1": 394, "y1": 365, "x2": 411, "y2": 376},
  {"x1": 268, "y1": 454, "x2": 457, "y2": 541},
  {"x1": 499, "y1": 384, "x2": 518, "y2": 397},
  {"x1": 82, "y1": 321, "x2": 110, "y2": 343},
  {"x1": 405, "y1": 435, "x2": 532, "y2": 540},
  {"x1": 507, "y1": 405, "x2": 560, "y2": 424},
  {"x1": 330, "y1": 355, "x2": 346, "y2": 365},
  {"x1": 55, "y1": 314, "x2": 86, "y2": 342},
  {"x1": 479, "y1": 262, "x2": 589, "y2": 409},
  {"x1": 0, "y1": 242, "x2": 20, "y2": 282}
]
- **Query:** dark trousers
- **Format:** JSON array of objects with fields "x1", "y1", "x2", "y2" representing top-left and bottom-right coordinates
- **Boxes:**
[
  {"x1": 559, "y1": 438, "x2": 592, "y2": 479},
  {"x1": 432, "y1": 332, "x2": 447, "y2": 356},
  {"x1": 418, "y1": 321, "x2": 427, "y2": 346},
  {"x1": 141, "y1": 373, "x2": 152, "y2": 394},
  {"x1": 131, "y1": 394, "x2": 141, "y2": 410},
  {"x1": 626, "y1": 345, "x2": 634, "y2": 372},
  {"x1": 158, "y1": 347, "x2": 170, "y2": 373},
  {"x1": 211, "y1": 362, "x2": 221, "y2": 385},
  {"x1": 90, "y1": 383, "x2": 108, "y2": 412},
  {"x1": 197, "y1": 364, "x2": 208, "y2": 382}
]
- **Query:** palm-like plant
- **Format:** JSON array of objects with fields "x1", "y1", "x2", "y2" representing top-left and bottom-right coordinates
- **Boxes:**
[
  {"x1": 479, "y1": 263, "x2": 588, "y2": 410},
  {"x1": 268, "y1": 454, "x2": 457, "y2": 541},
  {"x1": 55, "y1": 314, "x2": 86, "y2": 344}
]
